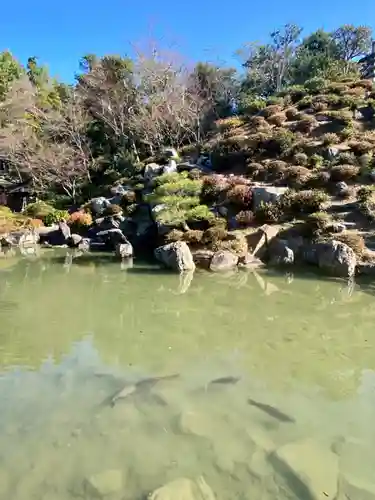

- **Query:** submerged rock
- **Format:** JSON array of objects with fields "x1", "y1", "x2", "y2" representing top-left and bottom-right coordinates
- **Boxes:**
[
  {"x1": 271, "y1": 438, "x2": 338, "y2": 500},
  {"x1": 68, "y1": 234, "x2": 83, "y2": 248},
  {"x1": 192, "y1": 249, "x2": 214, "y2": 269},
  {"x1": 155, "y1": 241, "x2": 195, "y2": 273},
  {"x1": 149, "y1": 477, "x2": 215, "y2": 500},
  {"x1": 96, "y1": 228, "x2": 130, "y2": 248},
  {"x1": 210, "y1": 250, "x2": 238, "y2": 271},
  {"x1": 316, "y1": 240, "x2": 356, "y2": 277},
  {"x1": 245, "y1": 224, "x2": 279, "y2": 260},
  {"x1": 0, "y1": 230, "x2": 39, "y2": 247},
  {"x1": 84, "y1": 469, "x2": 123, "y2": 497}
]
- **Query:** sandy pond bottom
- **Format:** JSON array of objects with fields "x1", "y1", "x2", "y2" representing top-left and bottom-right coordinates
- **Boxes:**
[{"x1": 0, "y1": 252, "x2": 375, "y2": 499}]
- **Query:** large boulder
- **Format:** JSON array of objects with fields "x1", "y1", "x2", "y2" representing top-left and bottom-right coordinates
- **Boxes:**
[
  {"x1": 268, "y1": 238, "x2": 294, "y2": 266},
  {"x1": 115, "y1": 242, "x2": 133, "y2": 258},
  {"x1": 210, "y1": 250, "x2": 238, "y2": 272},
  {"x1": 245, "y1": 224, "x2": 279, "y2": 260},
  {"x1": 96, "y1": 228, "x2": 130, "y2": 249},
  {"x1": 0, "y1": 230, "x2": 39, "y2": 247},
  {"x1": 302, "y1": 240, "x2": 356, "y2": 277},
  {"x1": 144, "y1": 163, "x2": 163, "y2": 181},
  {"x1": 192, "y1": 249, "x2": 214, "y2": 269},
  {"x1": 149, "y1": 477, "x2": 215, "y2": 500},
  {"x1": 252, "y1": 186, "x2": 288, "y2": 211},
  {"x1": 90, "y1": 197, "x2": 111, "y2": 216},
  {"x1": 154, "y1": 241, "x2": 195, "y2": 272},
  {"x1": 39, "y1": 221, "x2": 71, "y2": 246}
]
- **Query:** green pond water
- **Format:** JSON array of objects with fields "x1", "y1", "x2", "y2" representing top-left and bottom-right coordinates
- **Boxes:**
[{"x1": 0, "y1": 249, "x2": 375, "y2": 499}]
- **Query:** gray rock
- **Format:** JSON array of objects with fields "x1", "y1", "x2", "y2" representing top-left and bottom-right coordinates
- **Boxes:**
[
  {"x1": 238, "y1": 253, "x2": 264, "y2": 269},
  {"x1": 369, "y1": 169, "x2": 375, "y2": 182},
  {"x1": 316, "y1": 240, "x2": 356, "y2": 277},
  {"x1": 327, "y1": 222, "x2": 346, "y2": 234},
  {"x1": 163, "y1": 158, "x2": 177, "y2": 174},
  {"x1": 96, "y1": 228, "x2": 129, "y2": 248},
  {"x1": 271, "y1": 438, "x2": 338, "y2": 500},
  {"x1": 268, "y1": 239, "x2": 294, "y2": 266},
  {"x1": 192, "y1": 249, "x2": 214, "y2": 269},
  {"x1": 252, "y1": 186, "x2": 288, "y2": 211},
  {"x1": 327, "y1": 146, "x2": 340, "y2": 160},
  {"x1": 68, "y1": 234, "x2": 83, "y2": 248},
  {"x1": 245, "y1": 224, "x2": 280, "y2": 259},
  {"x1": 303, "y1": 240, "x2": 356, "y2": 277},
  {"x1": 144, "y1": 162, "x2": 163, "y2": 181},
  {"x1": 84, "y1": 469, "x2": 123, "y2": 497},
  {"x1": 58, "y1": 221, "x2": 71, "y2": 242},
  {"x1": 149, "y1": 477, "x2": 215, "y2": 500},
  {"x1": 154, "y1": 241, "x2": 195, "y2": 273},
  {"x1": 90, "y1": 197, "x2": 110, "y2": 216},
  {"x1": 115, "y1": 242, "x2": 133, "y2": 258},
  {"x1": 0, "y1": 230, "x2": 39, "y2": 247},
  {"x1": 333, "y1": 181, "x2": 349, "y2": 197},
  {"x1": 78, "y1": 238, "x2": 91, "y2": 252},
  {"x1": 210, "y1": 250, "x2": 239, "y2": 271}
]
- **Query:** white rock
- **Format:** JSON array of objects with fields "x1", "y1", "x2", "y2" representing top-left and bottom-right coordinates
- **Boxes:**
[
  {"x1": 271, "y1": 438, "x2": 338, "y2": 500},
  {"x1": 149, "y1": 477, "x2": 215, "y2": 500},
  {"x1": 210, "y1": 250, "x2": 238, "y2": 271},
  {"x1": 252, "y1": 186, "x2": 288, "y2": 211},
  {"x1": 155, "y1": 241, "x2": 195, "y2": 273},
  {"x1": 84, "y1": 469, "x2": 123, "y2": 497}
]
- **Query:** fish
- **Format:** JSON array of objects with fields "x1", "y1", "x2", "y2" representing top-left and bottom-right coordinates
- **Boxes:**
[
  {"x1": 209, "y1": 376, "x2": 241, "y2": 386},
  {"x1": 109, "y1": 374, "x2": 179, "y2": 407},
  {"x1": 247, "y1": 398, "x2": 295, "y2": 423}
]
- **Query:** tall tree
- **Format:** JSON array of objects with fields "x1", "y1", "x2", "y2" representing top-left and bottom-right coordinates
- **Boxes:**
[{"x1": 332, "y1": 25, "x2": 372, "y2": 61}]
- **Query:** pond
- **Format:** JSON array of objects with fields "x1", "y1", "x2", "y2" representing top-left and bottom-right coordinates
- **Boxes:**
[{"x1": 0, "y1": 249, "x2": 375, "y2": 499}]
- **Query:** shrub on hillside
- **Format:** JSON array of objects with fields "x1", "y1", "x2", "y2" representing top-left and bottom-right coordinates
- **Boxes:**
[
  {"x1": 266, "y1": 160, "x2": 289, "y2": 179},
  {"x1": 235, "y1": 210, "x2": 255, "y2": 227},
  {"x1": 304, "y1": 77, "x2": 328, "y2": 94},
  {"x1": 182, "y1": 229, "x2": 204, "y2": 245},
  {"x1": 305, "y1": 171, "x2": 330, "y2": 189},
  {"x1": 357, "y1": 186, "x2": 374, "y2": 203},
  {"x1": 267, "y1": 113, "x2": 287, "y2": 126},
  {"x1": 349, "y1": 141, "x2": 373, "y2": 155},
  {"x1": 215, "y1": 116, "x2": 245, "y2": 133},
  {"x1": 24, "y1": 201, "x2": 54, "y2": 220},
  {"x1": 326, "y1": 82, "x2": 349, "y2": 95},
  {"x1": 336, "y1": 151, "x2": 357, "y2": 165},
  {"x1": 325, "y1": 110, "x2": 353, "y2": 126},
  {"x1": 282, "y1": 166, "x2": 311, "y2": 187},
  {"x1": 334, "y1": 231, "x2": 365, "y2": 257},
  {"x1": 165, "y1": 229, "x2": 184, "y2": 243},
  {"x1": 285, "y1": 107, "x2": 300, "y2": 121},
  {"x1": 330, "y1": 165, "x2": 360, "y2": 182},
  {"x1": 351, "y1": 79, "x2": 373, "y2": 90},
  {"x1": 238, "y1": 96, "x2": 266, "y2": 115},
  {"x1": 103, "y1": 204, "x2": 123, "y2": 216},
  {"x1": 225, "y1": 184, "x2": 252, "y2": 208},
  {"x1": 43, "y1": 210, "x2": 69, "y2": 226},
  {"x1": 283, "y1": 189, "x2": 329, "y2": 214},
  {"x1": 322, "y1": 133, "x2": 340, "y2": 146},
  {"x1": 254, "y1": 201, "x2": 284, "y2": 223},
  {"x1": 266, "y1": 96, "x2": 285, "y2": 106},
  {"x1": 248, "y1": 115, "x2": 271, "y2": 129},
  {"x1": 261, "y1": 105, "x2": 283, "y2": 118},
  {"x1": 201, "y1": 226, "x2": 228, "y2": 245},
  {"x1": 264, "y1": 129, "x2": 296, "y2": 155},
  {"x1": 188, "y1": 168, "x2": 203, "y2": 180},
  {"x1": 339, "y1": 125, "x2": 355, "y2": 141},
  {"x1": 358, "y1": 153, "x2": 373, "y2": 171},
  {"x1": 296, "y1": 95, "x2": 313, "y2": 110},
  {"x1": 309, "y1": 154, "x2": 324, "y2": 168},
  {"x1": 201, "y1": 175, "x2": 228, "y2": 203},
  {"x1": 280, "y1": 85, "x2": 307, "y2": 103},
  {"x1": 186, "y1": 205, "x2": 215, "y2": 225},
  {"x1": 294, "y1": 115, "x2": 317, "y2": 133},
  {"x1": 67, "y1": 211, "x2": 93, "y2": 232},
  {"x1": 305, "y1": 212, "x2": 333, "y2": 235},
  {"x1": 312, "y1": 100, "x2": 328, "y2": 112},
  {"x1": 293, "y1": 152, "x2": 309, "y2": 165}
]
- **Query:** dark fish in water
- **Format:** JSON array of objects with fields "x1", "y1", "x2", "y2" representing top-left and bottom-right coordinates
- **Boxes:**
[
  {"x1": 248, "y1": 398, "x2": 295, "y2": 423},
  {"x1": 110, "y1": 374, "x2": 179, "y2": 407},
  {"x1": 0, "y1": 300, "x2": 17, "y2": 311},
  {"x1": 209, "y1": 376, "x2": 241, "y2": 386}
]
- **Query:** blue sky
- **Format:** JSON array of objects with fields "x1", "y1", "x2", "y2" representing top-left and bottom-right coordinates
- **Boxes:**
[{"x1": 2, "y1": 0, "x2": 374, "y2": 82}]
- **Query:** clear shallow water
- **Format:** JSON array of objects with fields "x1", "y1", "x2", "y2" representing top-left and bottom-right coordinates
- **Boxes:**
[{"x1": 0, "y1": 250, "x2": 375, "y2": 499}]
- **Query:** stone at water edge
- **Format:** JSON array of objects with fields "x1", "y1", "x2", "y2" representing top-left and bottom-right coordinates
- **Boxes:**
[
  {"x1": 0, "y1": 230, "x2": 39, "y2": 247},
  {"x1": 115, "y1": 242, "x2": 133, "y2": 258},
  {"x1": 58, "y1": 221, "x2": 71, "y2": 242},
  {"x1": 68, "y1": 234, "x2": 83, "y2": 248},
  {"x1": 154, "y1": 241, "x2": 195, "y2": 273},
  {"x1": 210, "y1": 250, "x2": 238, "y2": 271},
  {"x1": 84, "y1": 469, "x2": 123, "y2": 497},
  {"x1": 96, "y1": 228, "x2": 129, "y2": 247},
  {"x1": 237, "y1": 253, "x2": 264, "y2": 269},
  {"x1": 245, "y1": 224, "x2": 279, "y2": 260},
  {"x1": 149, "y1": 477, "x2": 215, "y2": 500},
  {"x1": 192, "y1": 249, "x2": 214, "y2": 269},
  {"x1": 90, "y1": 196, "x2": 111, "y2": 216},
  {"x1": 271, "y1": 438, "x2": 338, "y2": 500},
  {"x1": 268, "y1": 238, "x2": 294, "y2": 266},
  {"x1": 316, "y1": 240, "x2": 356, "y2": 278}
]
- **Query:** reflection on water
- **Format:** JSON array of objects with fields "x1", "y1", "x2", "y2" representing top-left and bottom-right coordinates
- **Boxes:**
[{"x1": 0, "y1": 251, "x2": 375, "y2": 499}]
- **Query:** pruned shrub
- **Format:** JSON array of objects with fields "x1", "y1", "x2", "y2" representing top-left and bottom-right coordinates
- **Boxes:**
[
  {"x1": 254, "y1": 201, "x2": 284, "y2": 223},
  {"x1": 357, "y1": 186, "x2": 374, "y2": 203},
  {"x1": 334, "y1": 231, "x2": 365, "y2": 257},
  {"x1": 351, "y1": 79, "x2": 373, "y2": 90},
  {"x1": 294, "y1": 115, "x2": 317, "y2": 133},
  {"x1": 330, "y1": 165, "x2": 360, "y2": 182},
  {"x1": 103, "y1": 204, "x2": 123, "y2": 216},
  {"x1": 215, "y1": 116, "x2": 245, "y2": 133},
  {"x1": 235, "y1": 210, "x2": 255, "y2": 227},
  {"x1": 349, "y1": 140, "x2": 373, "y2": 155},
  {"x1": 283, "y1": 189, "x2": 329, "y2": 214},
  {"x1": 325, "y1": 110, "x2": 353, "y2": 126},
  {"x1": 293, "y1": 152, "x2": 309, "y2": 165},
  {"x1": 188, "y1": 168, "x2": 203, "y2": 180},
  {"x1": 296, "y1": 95, "x2": 313, "y2": 110},
  {"x1": 265, "y1": 129, "x2": 296, "y2": 155},
  {"x1": 326, "y1": 82, "x2": 349, "y2": 95},
  {"x1": 238, "y1": 96, "x2": 266, "y2": 115},
  {"x1": 267, "y1": 113, "x2": 287, "y2": 126},
  {"x1": 266, "y1": 96, "x2": 285, "y2": 106},
  {"x1": 121, "y1": 190, "x2": 137, "y2": 206},
  {"x1": 305, "y1": 212, "x2": 333, "y2": 235},
  {"x1": 261, "y1": 105, "x2": 283, "y2": 118},
  {"x1": 248, "y1": 115, "x2": 271, "y2": 129},
  {"x1": 305, "y1": 171, "x2": 330, "y2": 188},
  {"x1": 285, "y1": 107, "x2": 300, "y2": 121},
  {"x1": 309, "y1": 154, "x2": 324, "y2": 168},
  {"x1": 266, "y1": 160, "x2": 288, "y2": 179},
  {"x1": 202, "y1": 227, "x2": 228, "y2": 245},
  {"x1": 68, "y1": 211, "x2": 93, "y2": 232},
  {"x1": 43, "y1": 210, "x2": 69, "y2": 226},
  {"x1": 312, "y1": 100, "x2": 328, "y2": 112},
  {"x1": 322, "y1": 133, "x2": 339, "y2": 146},
  {"x1": 182, "y1": 229, "x2": 204, "y2": 245},
  {"x1": 225, "y1": 184, "x2": 252, "y2": 208},
  {"x1": 339, "y1": 125, "x2": 355, "y2": 141},
  {"x1": 281, "y1": 85, "x2": 307, "y2": 103},
  {"x1": 186, "y1": 205, "x2": 215, "y2": 225},
  {"x1": 304, "y1": 76, "x2": 328, "y2": 94},
  {"x1": 336, "y1": 151, "x2": 357, "y2": 165},
  {"x1": 165, "y1": 229, "x2": 184, "y2": 243},
  {"x1": 201, "y1": 175, "x2": 228, "y2": 203},
  {"x1": 282, "y1": 166, "x2": 311, "y2": 187},
  {"x1": 24, "y1": 201, "x2": 55, "y2": 220}
]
